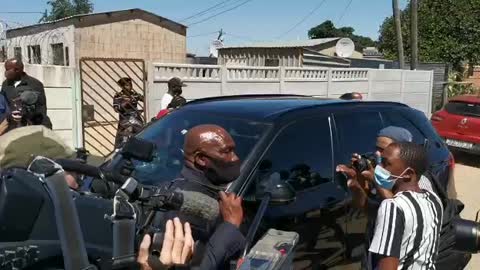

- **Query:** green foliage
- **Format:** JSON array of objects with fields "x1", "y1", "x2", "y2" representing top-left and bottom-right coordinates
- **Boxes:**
[
  {"x1": 308, "y1": 20, "x2": 376, "y2": 50},
  {"x1": 39, "y1": 0, "x2": 93, "y2": 23},
  {"x1": 447, "y1": 71, "x2": 479, "y2": 98},
  {"x1": 378, "y1": 0, "x2": 480, "y2": 71}
]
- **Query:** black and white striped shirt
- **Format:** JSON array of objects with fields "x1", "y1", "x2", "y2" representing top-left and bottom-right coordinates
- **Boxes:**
[{"x1": 369, "y1": 190, "x2": 443, "y2": 270}]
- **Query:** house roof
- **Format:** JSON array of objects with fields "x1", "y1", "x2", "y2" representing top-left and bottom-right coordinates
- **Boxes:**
[
  {"x1": 6, "y1": 8, "x2": 186, "y2": 38},
  {"x1": 219, "y1": 38, "x2": 340, "y2": 49}
]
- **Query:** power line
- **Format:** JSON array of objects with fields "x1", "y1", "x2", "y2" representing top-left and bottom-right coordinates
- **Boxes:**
[
  {"x1": 336, "y1": 0, "x2": 353, "y2": 24},
  {"x1": 187, "y1": 0, "x2": 254, "y2": 27},
  {"x1": 0, "y1": 12, "x2": 44, "y2": 14},
  {"x1": 225, "y1": 32, "x2": 258, "y2": 42},
  {"x1": 277, "y1": 0, "x2": 328, "y2": 38},
  {"x1": 187, "y1": 31, "x2": 219, "y2": 38},
  {"x1": 179, "y1": 0, "x2": 237, "y2": 22}
]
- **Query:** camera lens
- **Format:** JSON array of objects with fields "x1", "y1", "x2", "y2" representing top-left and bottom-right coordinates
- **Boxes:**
[{"x1": 454, "y1": 218, "x2": 480, "y2": 253}]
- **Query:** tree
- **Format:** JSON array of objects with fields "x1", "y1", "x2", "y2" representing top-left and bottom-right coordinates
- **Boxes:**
[
  {"x1": 308, "y1": 20, "x2": 376, "y2": 50},
  {"x1": 39, "y1": 0, "x2": 94, "y2": 23},
  {"x1": 378, "y1": 0, "x2": 480, "y2": 72}
]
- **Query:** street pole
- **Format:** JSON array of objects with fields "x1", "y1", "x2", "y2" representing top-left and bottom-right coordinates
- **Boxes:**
[
  {"x1": 411, "y1": 0, "x2": 418, "y2": 70},
  {"x1": 393, "y1": 0, "x2": 405, "y2": 69}
]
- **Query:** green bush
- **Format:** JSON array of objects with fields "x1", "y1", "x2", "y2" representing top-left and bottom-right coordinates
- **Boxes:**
[{"x1": 447, "y1": 71, "x2": 479, "y2": 98}]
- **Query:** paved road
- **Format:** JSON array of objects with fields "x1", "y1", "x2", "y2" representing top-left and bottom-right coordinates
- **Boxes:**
[{"x1": 452, "y1": 152, "x2": 480, "y2": 270}]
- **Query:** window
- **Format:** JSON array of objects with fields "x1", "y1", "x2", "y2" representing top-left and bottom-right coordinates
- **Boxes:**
[
  {"x1": 14, "y1": 47, "x2": 22, "y2": 59},
  {"x1": 65, "y1": 47, "x2": 70, "y2": 66},
  {"x1": 265, "y1": 58, "x2": 279, "y2": 67},
  {"x1": 27, "y1": 45, "x2": 41, "y2": 64},
  {"x1": 131, "y1": 110, "x2": 270, "y2": 186},
  {"x1": 381, "y1": 111, "x2": 426, "y2": 145},
  {"x1": 248, "y1": 117, "x2": 333, "y2": 193},
  {"x1": 334, "y1": 111, "x2": 383, "y2": 163},
  {"x1": 445, "y1": 101, "x2": 480, "y2": 118},
  {"x1": 51, "y1": 43, "x2": 64, "y2": 65}
]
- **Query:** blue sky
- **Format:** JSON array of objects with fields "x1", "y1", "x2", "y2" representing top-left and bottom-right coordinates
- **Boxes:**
[{"x1": 1, "y1": 0, "x2": 408, "y2": 55}]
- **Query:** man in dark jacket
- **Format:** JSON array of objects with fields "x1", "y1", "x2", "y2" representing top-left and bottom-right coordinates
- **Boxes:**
[
  {"x1": 138, "y1": 191, "x2": 246, "y2": 270},
  {"x1": 167, "y1": 124, "x2": 241, "y2": 200},
  {"x1": 1, "y1": 58, "x2": 52, "y2": 129},
  {"x1": 156, "y1": 124, "x2": 243, "y2": 268}
]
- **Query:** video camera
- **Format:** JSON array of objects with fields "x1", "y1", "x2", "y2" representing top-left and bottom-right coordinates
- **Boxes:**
[
  {"x1": 10, "y1": 90, "x2": 42, "y2": 126},
  {"x1": 454, "y1": 211, "x2": 480, "y2": 253}
]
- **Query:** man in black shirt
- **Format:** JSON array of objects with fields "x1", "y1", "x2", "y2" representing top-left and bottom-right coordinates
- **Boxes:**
[{"x1": 1, "y1": 58, "x2": 52, "y2": 129}]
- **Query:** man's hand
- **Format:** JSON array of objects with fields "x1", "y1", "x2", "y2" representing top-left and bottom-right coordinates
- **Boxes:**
[
  {"x1": 219, "y1": 191, "x2": 243, "y2": 228},
  {"x1": 337, "y1": 164, "x2": 369, "y2": 210},
  {"x1": 336, "y1": 164, "x2": 359, "y2": 190},
  {"x1": 137, "y1": 218, "x2": 194, "y2": 270},
  {"x1": 0, "y1": 118, "x2": 8, "y2": 136},
  {"x1": 351, "y1": 153, "x2": 374, "y2": 190}
]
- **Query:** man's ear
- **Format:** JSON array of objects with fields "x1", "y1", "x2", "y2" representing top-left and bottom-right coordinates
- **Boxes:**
[
  {"x1": 403, "y1": 168, "x2": 416, "y2": 182},
  {"x1": 194, "y1": 152, "x2": 207, "y2": 167}
]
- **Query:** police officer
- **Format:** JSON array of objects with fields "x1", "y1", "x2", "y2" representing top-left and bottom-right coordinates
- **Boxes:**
[
  {"x1": 113, "y1": 77, "x2": 145, "y2": 149},
  {"x1": 1, "y1": 58, "x2": 52, "y2": 129}
]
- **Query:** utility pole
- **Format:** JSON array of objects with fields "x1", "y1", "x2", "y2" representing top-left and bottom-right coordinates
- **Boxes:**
[
  {"x1": 392, "y1": 0, "x2": 405, "y2": 69},
  {"x1": 410, "y1": 0, "x2": 419, "y2": 70}
]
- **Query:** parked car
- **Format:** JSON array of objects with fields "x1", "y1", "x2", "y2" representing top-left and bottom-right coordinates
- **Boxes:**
[
  {"x1": 431, "y1": 95, "x2": 480, "y2": 154},
  {"x1": 104, "y1": 95, "x2": 453, "y2": 269}
]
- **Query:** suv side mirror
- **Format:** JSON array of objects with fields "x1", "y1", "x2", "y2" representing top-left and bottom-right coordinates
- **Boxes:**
[
  {"x1": 121, "y1": 137, "x2": 155, "y2": 162},
  {"x1": 256, "y1": 182, "x2": 296, "y2": 206}
]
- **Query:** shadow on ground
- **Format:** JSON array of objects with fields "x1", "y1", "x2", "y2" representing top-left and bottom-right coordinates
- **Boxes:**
[{"x1": 452, "y1": 150, "x2": 480, "y2": 168}]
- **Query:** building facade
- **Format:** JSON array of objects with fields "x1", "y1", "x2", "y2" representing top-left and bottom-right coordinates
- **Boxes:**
[
  {"x1": 217, "y1": 38, "x2": 363, "y2": 68},
  {"x1": 1, "y1": 9, "x2": 187, "y2": 66}
]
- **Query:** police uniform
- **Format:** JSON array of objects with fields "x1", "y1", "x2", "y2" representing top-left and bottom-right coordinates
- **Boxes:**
[{"x1": 112, "y1": 90, "x2": 144, "y2": 149}]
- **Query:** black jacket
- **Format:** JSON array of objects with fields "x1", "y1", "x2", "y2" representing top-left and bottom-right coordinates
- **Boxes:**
[
  {"x1": 162, "y1": 166, "x2": 245, "y2": 269},
  {"x1": 1, "y1": 73, "x2": 52, "y2": 129},
  {"x1": 196, "y1": 221, "x2": 246, "y2": 270}
]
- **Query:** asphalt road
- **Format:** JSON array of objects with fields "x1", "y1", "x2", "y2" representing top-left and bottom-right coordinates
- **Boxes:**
[{"x1": 452, "y1": 152, "x2": 480, "y2": 270}]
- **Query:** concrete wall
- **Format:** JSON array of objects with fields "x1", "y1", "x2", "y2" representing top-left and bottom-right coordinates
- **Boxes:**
[
  {"x1": 218, "y1": 48, "x2": 302, "y2": 67},
  {"x1": 75, "y1": 19, "x2": 186, "y2": 63},
  {"x1": 3, "y1": 26, "x2": 75, "y2": 66},
  {"x1": 0, "y1": 63, "x2": 78, "y2": 147},
  {"x1": 149, "y1": 63, "x2": 434, "y2": 118}
]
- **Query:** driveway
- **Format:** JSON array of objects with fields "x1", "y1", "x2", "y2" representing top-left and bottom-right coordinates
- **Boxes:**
[{"x1": 453, "y1": 152, "x2": 480, "y2": 270}]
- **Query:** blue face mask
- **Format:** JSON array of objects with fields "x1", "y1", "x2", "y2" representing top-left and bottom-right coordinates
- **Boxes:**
[{"x1": 374, "y1": 165, "x2": 409, "y2": 190}]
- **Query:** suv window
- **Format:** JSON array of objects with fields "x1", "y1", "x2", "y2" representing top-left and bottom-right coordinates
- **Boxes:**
[
  {"x1": 249, "y1": 117, "x2": 333, "y2": 193},
  {"x1": 130, "y1": 110, "x2": 270, "y2": 185},
  {"x1": 381, "y1": 111, "x2": 426, "y2": 144},
  {"x1": 334, "y1": 111, "x2": 383, "y2": 163},
  {"x1": 445, "y1": 101, "x2": 480, "y2": 118}
]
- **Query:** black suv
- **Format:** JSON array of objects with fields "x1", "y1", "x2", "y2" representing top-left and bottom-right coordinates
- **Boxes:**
[{"x1": 107, "y1": 95, "x2": 454, "y2": 269}]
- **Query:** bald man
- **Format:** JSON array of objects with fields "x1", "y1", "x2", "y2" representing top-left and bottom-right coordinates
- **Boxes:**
[
  {"x1": 155, "y1": 124, "x2": 244, "y2": 268},
  {"x1": 1, "y1": 58, "x2": 52, "y2": 129},
  {"x1": 168, "y1": 124, "x2": 241, "y2": 198}
]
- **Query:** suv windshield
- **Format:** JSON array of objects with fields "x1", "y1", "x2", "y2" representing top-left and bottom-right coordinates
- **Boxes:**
[
  {"x1": 445, "y1": 101, "x2": 480, "y2": 118},
  {"x1": 130, "y1": 109, "x2": 270, "y2": 185}
]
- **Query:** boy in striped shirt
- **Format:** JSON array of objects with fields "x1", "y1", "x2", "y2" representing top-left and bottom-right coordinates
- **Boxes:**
[{"x1": 369, "y1": 142, "x2": 443, "y2": 270}]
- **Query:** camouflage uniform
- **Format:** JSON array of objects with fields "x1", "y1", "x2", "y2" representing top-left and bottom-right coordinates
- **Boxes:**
[{"x1": 112, "y1": 90, "x2": 145, "y2": 149}]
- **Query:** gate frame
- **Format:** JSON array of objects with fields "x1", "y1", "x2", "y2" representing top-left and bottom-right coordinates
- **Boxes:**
[{"x1": 79, "y1": 57, "x2": 147, "y2": 156}]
